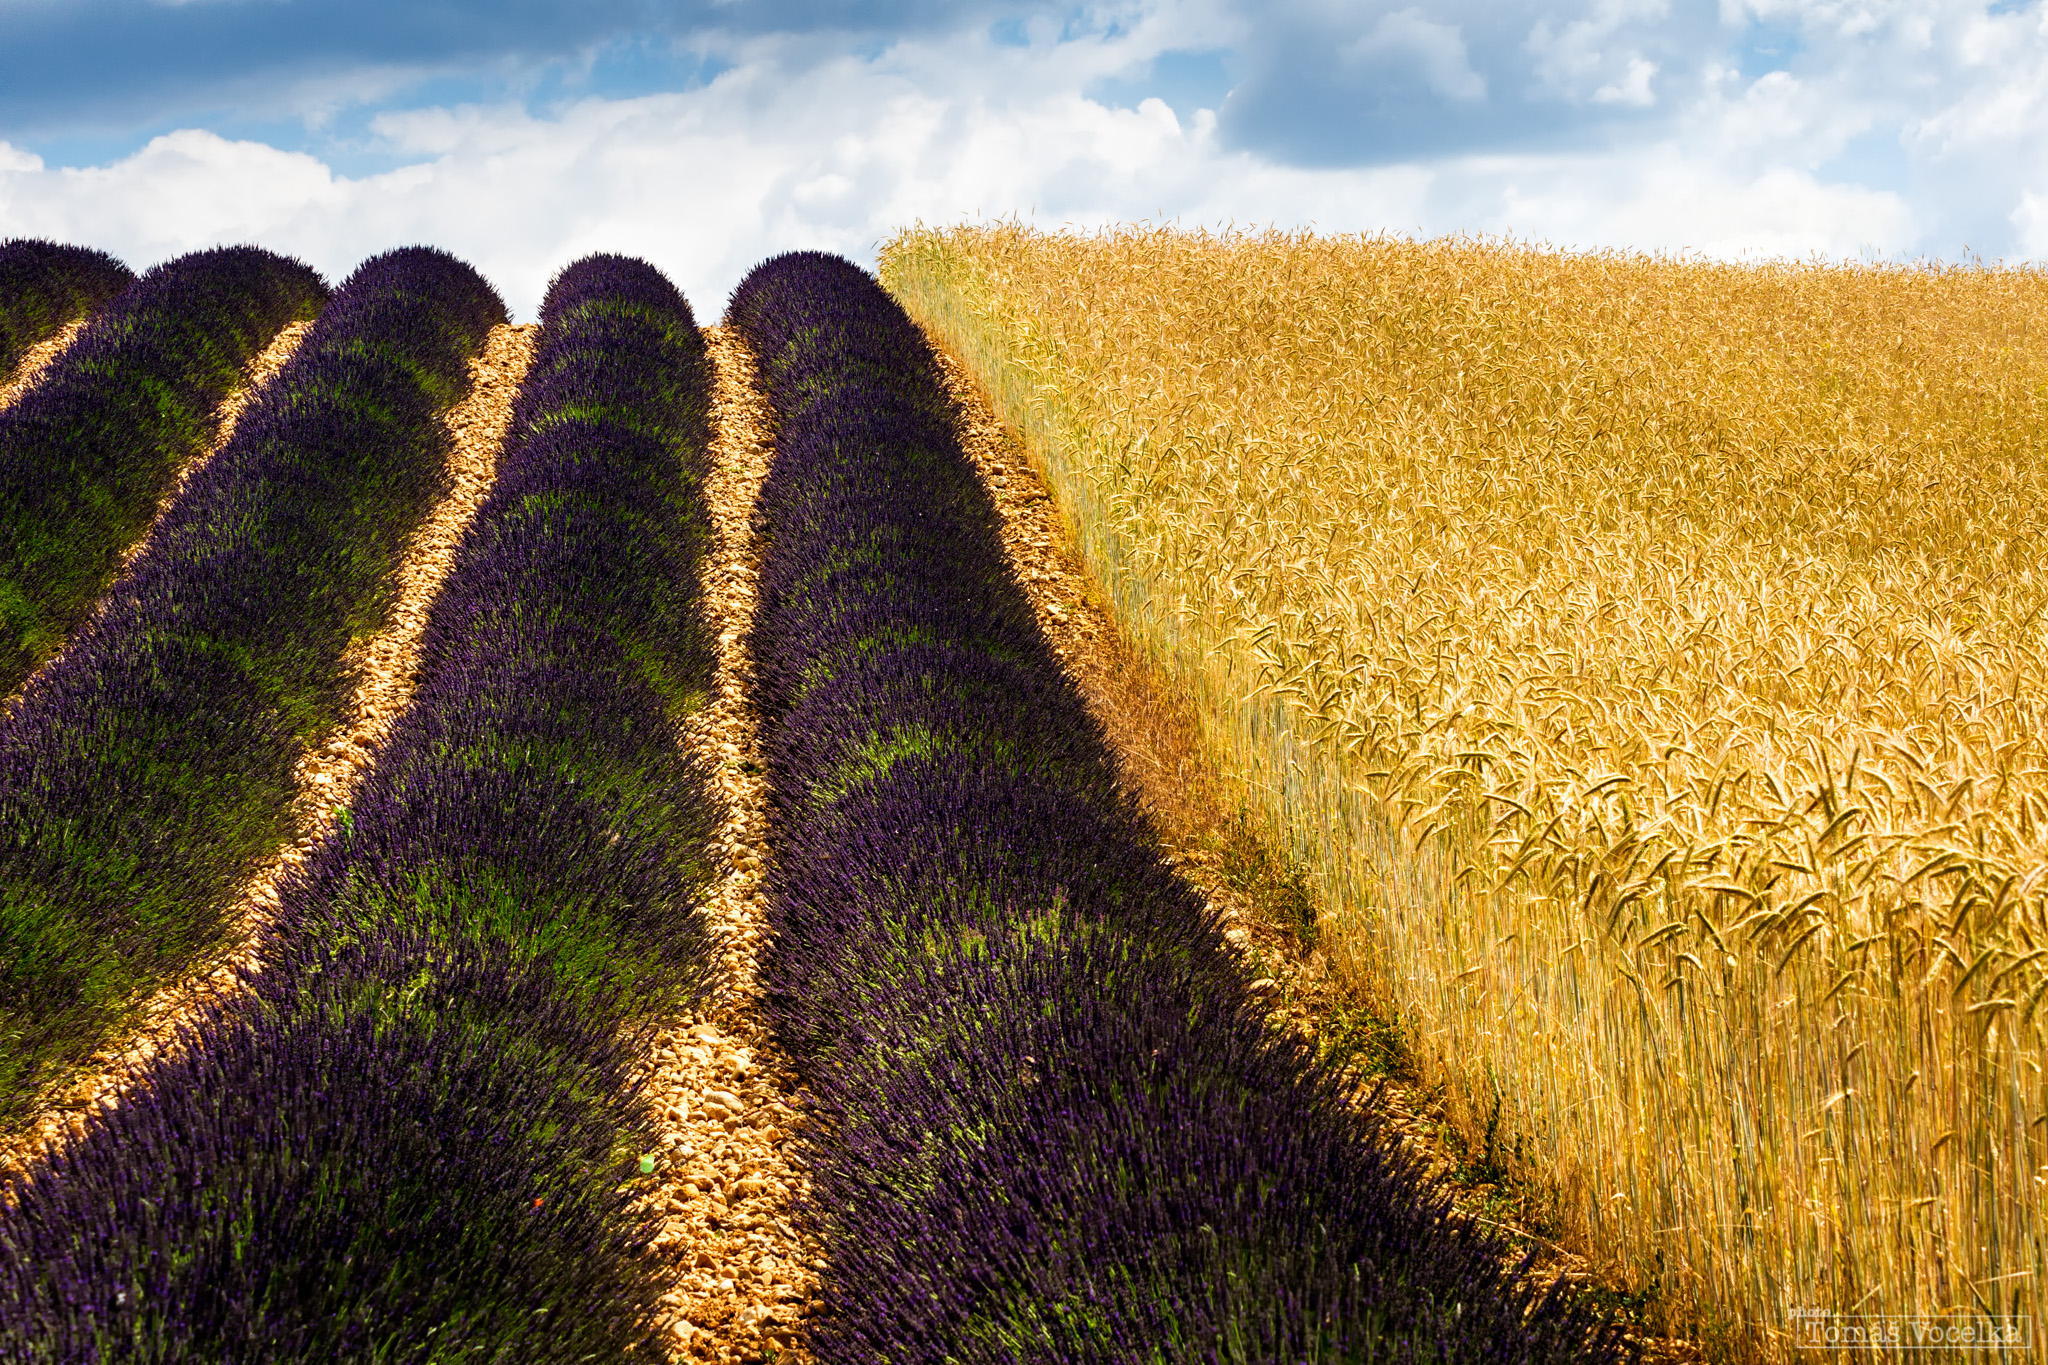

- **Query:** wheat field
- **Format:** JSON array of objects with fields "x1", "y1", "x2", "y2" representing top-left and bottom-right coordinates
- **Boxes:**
[{"x1": 883, "y1": 225, "x2": 2048, "y2": 1360}]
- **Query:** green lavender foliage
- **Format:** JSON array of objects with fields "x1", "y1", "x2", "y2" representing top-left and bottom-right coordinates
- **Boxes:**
[
  {"x1": 0, "y1": 249, "x2": 501, "y2": 1123},
  {"x1": 0, "y1": 240, "x2": 132, "y2": 380},
  {"x1": 0, "y1": 246, "x2": 325, "y2": 689},
  {"x1": 0, "y1": 254, "x2": 719, "y2": 1364}
]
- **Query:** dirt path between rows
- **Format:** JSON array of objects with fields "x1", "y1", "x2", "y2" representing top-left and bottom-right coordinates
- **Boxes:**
[
  {"x1": 0, "y1": 318, "x2": 88, "y2": 411},
  {"x1": 0, "y1": 323, "x2": 536, "y2": 1197},
  {"x1": 630, "y1": 326, "x2": 820, "y2": 1365},
  {"x1": 926, "y1": 338, "x2": 1707, "y2": 1365}
]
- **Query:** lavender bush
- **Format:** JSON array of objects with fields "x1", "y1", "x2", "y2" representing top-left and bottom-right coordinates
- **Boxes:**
[
  {"x1": 0, "y1": 245, "x2": 325, "y2": 687},
  {"x1": 732, "y1": 251, "x2": 1634, "y2": 1364},
  {"x1": 0, "y1": 255, "x2": 719, "y2": 1362},
  {"x1": 0, "y1": 247, "x2": 501, "y2": 1122},
  {"x1": 0, "y1": 239, "x2": 132, "y2": 379}
]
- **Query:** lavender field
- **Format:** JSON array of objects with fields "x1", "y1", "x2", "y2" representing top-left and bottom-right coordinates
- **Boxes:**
[{"x1": 0, "y1": 238, "x2": 1655, "y2": 1364}]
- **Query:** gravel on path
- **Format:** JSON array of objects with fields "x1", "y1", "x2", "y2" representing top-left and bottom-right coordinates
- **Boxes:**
[
  {"x1": 629, "y1": 325, "x2": 821, "y2": 1365},
  {"x1": 0, "y1": 319, "x2": 87, "y2": 411},
  {"x1": 0, "y1": 323, "x2": 536, "y2": 1197}
]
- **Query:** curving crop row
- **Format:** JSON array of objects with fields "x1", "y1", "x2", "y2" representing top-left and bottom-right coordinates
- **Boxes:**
[
  {"x1": 0, "y1": 246, "x2": 326, "y2": 689},
  {"x1": 0, "y1": 255, "x2": 721, "y2": 1361},
  {"x1": 0, "y1": 239, "x2": 133, "y2": 381},
  {"x1": 731, "y1": 252, "x2": 1630, "y2": 1364},
  {"x1": 0, "y1": 248, "x2": 504, "y2": 1122}
]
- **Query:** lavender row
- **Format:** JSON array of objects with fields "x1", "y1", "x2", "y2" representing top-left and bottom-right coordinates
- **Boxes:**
[
  {"x1": 0, "y1": 245, "x2": 326, "y2": 690},
  {"x1": 731, "y1": 252, "x2": 1631, "y2": 1364},
  {"x1": 0, "y1": 248, "x2": 503, "y2": 1123},
  {"x1": 0, "y1": 240, "x2": 132, "y2": 380},
  {"x1": 0, "y1": 255, "x2": 720, "y2": 1360}
]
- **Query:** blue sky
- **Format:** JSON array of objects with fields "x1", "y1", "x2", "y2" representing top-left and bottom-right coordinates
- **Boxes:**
[{"x1": 3, "y1": 0, "x2": 2044, "y2": 316}]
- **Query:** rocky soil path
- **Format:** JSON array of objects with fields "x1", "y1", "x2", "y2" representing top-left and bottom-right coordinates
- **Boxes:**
[
  {"x1": 630, "y1": 325, "x2": 820, "y2": 1365},
  {"x1": 0, "y1": 323, "x2": 536, "y2": 1194},
  {"x1": 0, "y1": 318, "x2": 87, "y2": 411}
]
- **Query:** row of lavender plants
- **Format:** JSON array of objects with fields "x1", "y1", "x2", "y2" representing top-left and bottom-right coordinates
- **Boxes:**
[
  {"x1": 732, "y1": 252, "x2": 1631, "y2": 1364},
  {"x1": 0, "y1": 248, "x2": 503, "y2": 1123},
  {"x1": 0, "y1": 239, "x2": 132, "y2": 380},
  {"x1": 0, "y1": 245, "x2": 325, "y2": 689},
  {"x1": 0, "y1": 255, "x2": 720, "y2": 1361}
]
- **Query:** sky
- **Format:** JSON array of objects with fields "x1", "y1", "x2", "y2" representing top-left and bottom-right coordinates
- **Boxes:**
[{"x1": 1, "y1": 0, "x2": 2044, "y2": 318}]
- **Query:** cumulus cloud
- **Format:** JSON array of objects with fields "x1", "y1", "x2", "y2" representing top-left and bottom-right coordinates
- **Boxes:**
[
  {"x1": 1212, "y1": 0, "x2": 1726, "y2": 166},
  {"x1": 1482, "y1": 159, "x2": 1912, "y2": 258},
  {"x1": 1350, "y1": 10, "x2": 1489, "y2": 103},
  {"x1": 0, "y1": 1, "x2": 2042, "y2": 318},
  {"x1": 1, "y1": 34, "x2": 1258, "y2": 315},
  {"x1": 1525, "y1": 0, "x2": 1679, "y2": 107},
  {"x1": 0, "y1": 0, "x2": 1025, "y2": 135}
]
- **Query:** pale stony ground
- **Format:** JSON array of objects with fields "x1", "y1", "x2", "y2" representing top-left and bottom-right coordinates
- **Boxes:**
[
  {"x1": 0, "y1": 323, "x2": 536, "y2": 1196},
  {"x1": 630, "y1": 326, "x2": 820, "y2": 1365},
  {"x1": 928, "y1": 340, "x2": 1705, "y2": 1365},
  {"x1": 0, "y1": 320, "x2": 311, "y2": 725},
  {"x1": 0, "y1": 318, "x2": 88, "y2": 410}
]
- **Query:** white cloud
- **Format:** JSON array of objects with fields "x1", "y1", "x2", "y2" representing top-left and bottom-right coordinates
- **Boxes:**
[
  {"x1": 0, "y1": 132, "x2": 343, "y2": 258},
  {"x1": 1527, "y1": 0, "x2": 1674, "y2": 106},
  {"x1": 1487, "y1": 158, "x2": 1912, "y2": 258},
  {"x1": 1347, "y1": 10, "x2": 1487, "y2": 102},
  {"x1": 3, "y1": 9, "x2": 2044, "y2": 317},
  {"x1": 1904, "y1": 9, "x2": 2048, "y2": 155},
  {"x1": 1710, "y1": 70, "x2": 1869, "y2": 169},
  {"x1": 2014, "y1": 189, "x2": 2048, "y2": 255},
  {"x1": 1594, "y1": 55, "x2": 1660, "y2": 106},
  {"x1": 0, "y1": 37, "x2": 1398, "y2": 316}
]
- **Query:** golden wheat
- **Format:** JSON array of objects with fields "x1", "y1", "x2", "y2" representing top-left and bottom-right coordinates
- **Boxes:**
[{"x1": 883, "y1": 225, "x2": 2048, "y2": 1361}]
